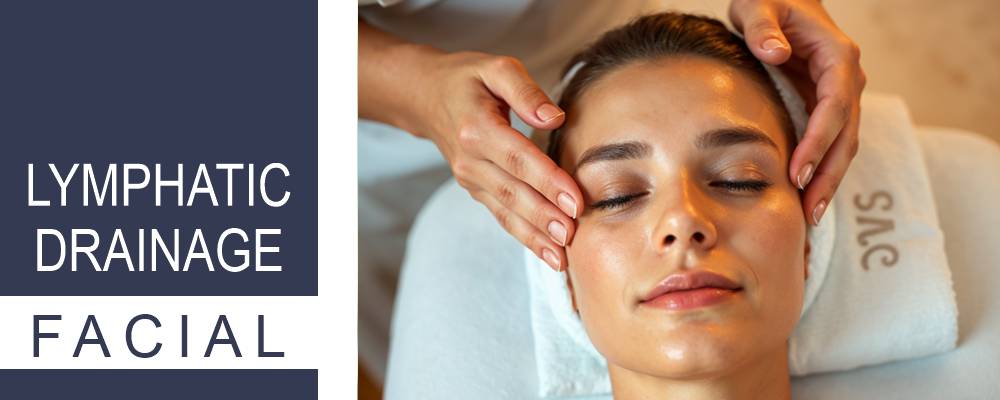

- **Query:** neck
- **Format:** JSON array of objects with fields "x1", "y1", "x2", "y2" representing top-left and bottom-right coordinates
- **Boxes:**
[{"x1": 608, "y1": 345, "x2": 791, "y2": 400}]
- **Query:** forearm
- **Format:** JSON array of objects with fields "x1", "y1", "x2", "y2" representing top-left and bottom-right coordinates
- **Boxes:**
[{"x1": 358, "y1": 19, "x2": 441, "y2": 135}]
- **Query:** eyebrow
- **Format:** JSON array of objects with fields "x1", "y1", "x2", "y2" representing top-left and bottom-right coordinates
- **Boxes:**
[
  {"x1": 576, "y1": 141, "x2": 651, "y2": 168},
  {"x1": 695, "y1": 126, "x2": 778, "y2": 151},
  {"x1": 575, "y1": 126, "x2": 779, "y2": 168}
]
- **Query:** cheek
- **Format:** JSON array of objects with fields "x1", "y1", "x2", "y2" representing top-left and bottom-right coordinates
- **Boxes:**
[
  {"x1": 729, "y1": 192, "x2": 806, "y2": 330},
  {"x1": 565, "y1": 219, "x2": 646, "y2": 353},
  {"x1": 566, "y1": 220, "x2": 640, "y2": 311}
]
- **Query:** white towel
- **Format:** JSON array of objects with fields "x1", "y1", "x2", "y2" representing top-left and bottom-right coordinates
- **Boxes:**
[
  {"x1": 525, "y1": 93, "x2": 958, "y2": 398},
  {"x1": 786, "y1": 93, "x2": 959, "y2": 374}
]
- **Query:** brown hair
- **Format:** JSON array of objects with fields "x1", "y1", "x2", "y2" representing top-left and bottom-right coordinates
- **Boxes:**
[{"x1": 547, "y1": 12, "x2": 795, "y2": 161}]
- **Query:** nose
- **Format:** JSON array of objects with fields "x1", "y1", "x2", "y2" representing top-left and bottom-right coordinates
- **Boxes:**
[{"x1": 653, "y1": 182, "x2": 718, "y2": 254}]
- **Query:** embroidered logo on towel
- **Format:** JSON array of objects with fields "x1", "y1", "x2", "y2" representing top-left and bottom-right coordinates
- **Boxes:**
[{"x1": 853, "y1": 190, "x2": 899, "y2": 270}]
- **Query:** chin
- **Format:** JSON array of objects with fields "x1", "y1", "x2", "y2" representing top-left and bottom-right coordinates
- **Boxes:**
[{"x1": 610, "y1": 327, "x2": 756, "y2": 380}]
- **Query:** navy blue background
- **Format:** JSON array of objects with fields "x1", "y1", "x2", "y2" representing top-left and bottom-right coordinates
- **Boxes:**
[
  {"x1": 0, "y1": 0, "x2": 318, "y2": 295},
  {"x1": 0, "y1": 370, "x2": 317, "y2": 399}
]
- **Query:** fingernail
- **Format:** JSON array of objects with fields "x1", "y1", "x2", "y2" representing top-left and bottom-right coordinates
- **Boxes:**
[
  {"x1": 548, "y1": 220, "x2": 568, "y2": 246},
  {"x1": 762, "y1": 38, "x2": 787, "y2": 51},
  {"x1": 542, "y1": 248, "x2": 561, "y2": 271},
  {"x1": 812, "y1": 200, "x2": 827, "y2": 226},
  {"x1": 557, "y1": 192, "x2": 578, "y2": 219},
  {"x1": 536, "y1": 103, "x2": 565, "y2": 123},
  {"x1": 797, "y1": 163, "x2": 814, "y2": 190}
]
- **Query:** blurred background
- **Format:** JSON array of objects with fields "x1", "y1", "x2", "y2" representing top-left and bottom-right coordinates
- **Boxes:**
[
  {"x1": 359, "y1": 0, "x2": 999, "y2": 398},
  {"x1": 654, "y1": 0, "x2": 999, "y2": 142},
  {"x1": 826, "y1": 0, "x2": 998, "y2": 143}
]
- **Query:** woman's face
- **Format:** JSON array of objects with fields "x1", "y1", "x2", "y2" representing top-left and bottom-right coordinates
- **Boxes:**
[{"x1": 559, "y1": 57, "x2": 808, "y2": 379}]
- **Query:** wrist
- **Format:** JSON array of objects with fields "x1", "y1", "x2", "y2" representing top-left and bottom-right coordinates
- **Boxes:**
[
  {"x1": 398, "y1": 44, "x2": 444, "y2": 137},
  {"x1": 364, "y1": 42, "x2": 444, "y2": 138}
]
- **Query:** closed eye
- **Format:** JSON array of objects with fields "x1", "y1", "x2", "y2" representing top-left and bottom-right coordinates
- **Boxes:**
[
  {"x1": 590, "y1": 192, "x2": 649, "y2": 210},
  {"x1": 710, "y1": 180, "x2": 771, "y2": 192},
  {"x1": 589, "y1": 180, "x2": 768, "y2": 210}
]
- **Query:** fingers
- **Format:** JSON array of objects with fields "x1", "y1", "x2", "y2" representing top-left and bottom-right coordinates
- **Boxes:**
[
  {"x1": 788, "y1": 41, "x2": 864, "y2": 225},
  {"x1": 729, "y1": 0, "x2": 791, "y2": 65},
  {"x1": 788, "y1": 62, "x2": 850, "y2": 185},
  {"x1": 730, "y1": 0, "x2": 864, "y2": 225},
  {"x1": 451, "y1": 119, "x2": 580, "y2": 272},
  {"x1": 777, "y1": 56, "x2": 817, "y2": 109},
  {"x1": 468, "y1": 159, "x2": 576, "y2": 244},
  {"x1": 445, "y1": 57, "x2": 583, "y2": 272},
  {"x1": 456, "y1": 119, "x2": 584, "y2": 221},
  {"x1": 800, "y1": 102, "x2": 860, "y2": 226},
  {"x1": 479, "y1": 56, "x2": 566, "y2": 130},
  {"x1": 471, "y1": 189, "x2": 568, "y2": 272}
]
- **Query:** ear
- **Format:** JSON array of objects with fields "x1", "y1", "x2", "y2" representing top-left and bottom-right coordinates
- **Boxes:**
[
  {"x1": 564, "y1": 267, "x2": 579, "y2": 313},
  {"x1": 803, "y1": 236, "x2": 811, "y2": 281}
]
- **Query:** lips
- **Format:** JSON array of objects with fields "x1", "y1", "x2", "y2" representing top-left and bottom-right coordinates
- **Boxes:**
[{"x1": 641, "y1": 271, "x2": 743, "y2": 310}]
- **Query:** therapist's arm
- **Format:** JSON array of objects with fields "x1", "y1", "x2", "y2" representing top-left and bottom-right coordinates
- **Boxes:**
[
  {"x1": 359, "y1": 20, "x2": 581, "y2": 272},
  {"x1": 729, "y1": 0, "x2": 866, "y2": 225}
]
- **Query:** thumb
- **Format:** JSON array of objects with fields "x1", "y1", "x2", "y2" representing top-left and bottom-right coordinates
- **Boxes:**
[
  {"x1": 480, "y1": 56, "x2": 565, "y2": 130},
  {"x1": 730, "y1": 3, "x2": 791, "y2": 65}
]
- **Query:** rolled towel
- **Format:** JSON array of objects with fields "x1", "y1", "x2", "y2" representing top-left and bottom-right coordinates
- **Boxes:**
[{"x1": 524, "y1": 92, "x2": 958, "y2": 398}]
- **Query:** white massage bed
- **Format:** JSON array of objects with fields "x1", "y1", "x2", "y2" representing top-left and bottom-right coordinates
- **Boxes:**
[{"x1": 383, "y1": 127, "x2": 1000, "y2": 399}]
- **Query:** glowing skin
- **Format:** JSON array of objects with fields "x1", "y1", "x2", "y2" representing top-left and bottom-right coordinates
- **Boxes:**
[{"x1": 558, "y1": 57, "x2": 809, "y2": 400}]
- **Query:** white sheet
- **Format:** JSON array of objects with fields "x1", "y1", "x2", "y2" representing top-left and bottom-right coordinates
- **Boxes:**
[{"x1": 384, "y1": 127, "x2": 1000, "y2": 399}]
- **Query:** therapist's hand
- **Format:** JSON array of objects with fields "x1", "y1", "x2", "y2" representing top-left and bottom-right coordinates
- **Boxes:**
[
  {"x1": 729, "y1": 0, "x2": 866, "y2": 225},
  {"x1": 359, "y1": 21, "x2": 580, "y2": 272}
]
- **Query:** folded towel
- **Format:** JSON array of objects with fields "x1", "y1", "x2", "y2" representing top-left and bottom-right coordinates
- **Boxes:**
[
  {"x1": 524, "y1": 93, "x2": 958, "y2": 398},
  {"x1": 786, "y1": 93, "x2": 959, "y2": 374}
]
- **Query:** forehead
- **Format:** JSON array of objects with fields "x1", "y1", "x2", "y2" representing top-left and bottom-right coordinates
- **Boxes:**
[{"x1": 558, "y1": 57, "x2": 788, "y2": 168}]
